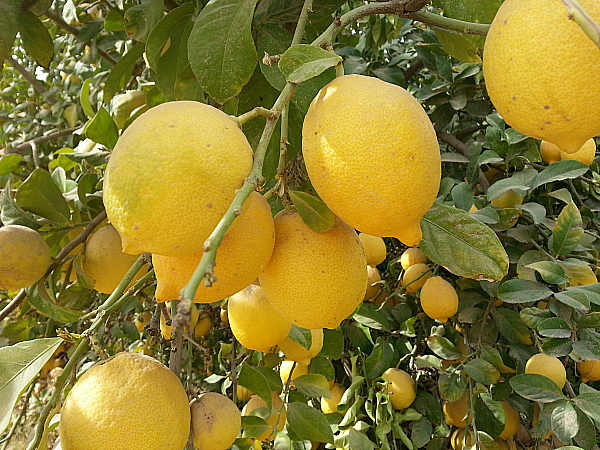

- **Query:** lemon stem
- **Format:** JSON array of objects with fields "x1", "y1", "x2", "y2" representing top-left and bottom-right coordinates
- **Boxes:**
[
  {"x1": 560, "y1": 0, "x2": 600, "y2": 49},
  {"x1": 234, "y1": 107, "x2": 274, "y2": 126}
]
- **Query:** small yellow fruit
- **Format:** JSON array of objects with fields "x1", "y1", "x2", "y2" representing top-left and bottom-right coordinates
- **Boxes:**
[
  {"x1": 490, "y1": 190, "x2": 523, "y2": 209},
  {"x1": 372, "y1": 288, "x2": 398, "y2": 307},
  {"x1": 104, "y1": 101, "x2": 253, "y2": 256},
  {"x1": 443, "y1": 392, "x2": 471, "y2": 428},
  {"x1": 577, "y1": 360, "x2": 600, "y2": 383},
  {"x1": 499, "y1": 401, "x2": 520, "y2": 439},
  {"x1": 358, "y1": 233, "x2": 387, "y2": 266},
  {"x1": 194, "y1": 314, "x2": 213, "y2": 338},
  {"x1": 220, "y1": 308, "x2": 229, "y2": 325},
  {"x1": 280, "y1": 360, "x2": 309, "y2": 385},
  {"x1": 400, "y1": 247, "x2": 427, "y2": 270},
  {"x1": 242, "y1": 393, "x2": 287, "y2": 441},
  {"x1": 401, "y1": 263, "x2": 430, "y2": 293},
  {"x1": 237, "y1": 385, "x2": 253, "y2": 402},
  {"x1": 525, "y1": 353, "x2": 566, "y2": 388},
  {"x1": 277, "y1": 328, "x2": 324, "y2": 366},
  {"x1": 160, "y1": 302, "x2": 200, "y2": 340},
  {"x1": 134, "y1": 311, "x2": 152, "y2": 333},
  {"x1": 302, "y1": 74, "x2": 441, "y2": 246},
  {"x1": 81, "y1": 225, "x2": 144, "y2": 294},
  {"x1": 321, "y1": 383, "x2": 347, "y2": 414},
  {"x1": 258, "y1": 211, "x2": 367, "y2": 329},
  {"x1": 228, "y1": 285, "x2": 292, "y2": 353},
  {"x1": 0, "y1": 225, "x2": 51, "y2": 291},
  {"x1": 152, "y1": 191, "x2": 275, "y2": 304},
  {"x1": 382, "y1": 368, "x2": 416, "y2": 410},
  {"x1": 540, "y1": 141, "x2": 562, "y2": 164},
  {"x1": 58, "y1": 352, "x2": 190, "y2": 450},
  {"x1": 419, "y1": 276, "x2": 458, "y2": 323},
  {"x1": 560, "y1": 139, "x2": 596, "y2": 166},
  {"x1": 365, "y1": 265, "x2": 381, "y2": 301},
  {"x1": 451, "y1": 428, "x2": 475, "y2": 450},
  {"x1": 190, "y1": 392, "x2": 241, "y2": 450}
]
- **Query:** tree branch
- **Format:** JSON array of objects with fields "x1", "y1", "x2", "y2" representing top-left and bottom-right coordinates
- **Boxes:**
[
  {"x1": 560, "y1": 0, "x2": 600, "y2": 48},
  {"x1": 6, "y1": 127, "x2": 79, "y2": 154},
  {"x1": 406, "y1": 11, "x2": 490, "y2": 36},
  {"x1": 4, "y1": 56, "x2": 57, "y2": 105},
  {"x1": 437, "y1": 131, "x2": 490, "y2": 193},
  {"x1": 0, "y1": 289, "x2": 27, "y2": 322}
]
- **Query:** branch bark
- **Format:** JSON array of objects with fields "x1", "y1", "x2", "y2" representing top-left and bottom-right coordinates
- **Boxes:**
[
  {"x1": 5, "y1": 56, "x2": 57, "y2": 105},
  {"x1": 5, "y1": 127, "x2": 79, "y2": 154}
]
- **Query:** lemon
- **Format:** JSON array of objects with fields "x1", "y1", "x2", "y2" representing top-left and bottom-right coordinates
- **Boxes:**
[
  {"x1": 58, "y1": 352, "x2": 190, "y2": 450},
  {"x1": 237, "y1": 385, "x2": 253, "y2": 402},
  {"x1": 490, "y1": 190, "x2": 523, "y2": 209},
  {"x1": 400, "y1": 247, "x2": 427, "y2": 271},
  {"x1": 277, "y1": 328, "x2": 324, "y2": 366},
  {"x1": 134, "y1": 311, "x2": 152, "y2": 333},
  {"x1": 525, "y1": 353, "x2": 566, "y2": 389},
  {"x1": 0, "y1": 225, "x2": 51, "y2": 291},
  {"x1": 560, "y1": 138, "x2": 596, "y2": 165},
  {"x1": 577, "y1": 360, "x2": 600, "y2": 383},
  {"x1": 499, "y1": 401, "x2": 520, "y2": 439},
  {"x1": 280, "y1": 360, "x2": 309, "y2": 385},
  {"x1": 321, "y1": 383, "x2": 347, "y2": 414},
  {"x1": 540, "y1": 141, "x2": 562, "y2": 165},
  {"x1": 443, "y1": 392, "x2": 471, "y2": 428},
  {"x1": 358, "y1": 233, "x2": 387, "y2": 266},
  {"x1": 382, "y1": 368, "x2": 416, "y2": 410},
  {"x1": 190, "y1": 392, "x2": 241, "y2": 450},
  {"x1": 451, "y1": 428, "x2": 475, "y2": 450},
  {"x1": 81, "y1": 225, "x2": 145, "y2": 294},
  {"x1": 60, "y1": 227, "x2": 85, "y2": 283},
  {"x1": 258, "y1": 211, "x2": 367, "y2": 329},
  {"x1": 194, "y1": 314, "x2": 213, "y2": 338},
  {"x1": 228, "y1": 285, "x2": 292, "y2": 353},
  {"x1": 420, "y1": 276, "x2": 458, "y2": 323},
  {"x1": 483, "y1": 0, "x2": 600, "y2": 154},
  {"x1": 104, "y1": 101, "x2": 253, "y2": 256},
  {"x1": 220, "y1": 307, "x2": 229, "y2": 325},
  {"x1": 242, "y1": 393, "x2": 287, "y2": 441},
  {"x1": 160, "y1": 302, "x2": 200, "y2": 340},
  {"x1": 152, "y1": 191, "x2": 275, "y2": 303},
  {"x1": 302, "y1": 75, "x2": 441, "y2": 246},
  {"x1": 372, "y1": 288, "x2": 398, "y2": 307},
  {"x1": 365, "y1": 265, "x2": 381, "y2": 301},
  {"x1": 401, "y1": 263, "x2": 430, "y2": 293}
]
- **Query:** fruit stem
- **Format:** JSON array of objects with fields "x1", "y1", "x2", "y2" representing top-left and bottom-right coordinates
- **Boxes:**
[
  {"x1": 234, "y1": 107, "x2": 275, "y2": 126},
  {"x1": 560, "y1": 0, "x2": 600, "y2": 49}
]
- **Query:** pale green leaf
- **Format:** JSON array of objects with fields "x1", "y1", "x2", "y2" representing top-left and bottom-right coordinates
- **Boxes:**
[
  {"x1": 552, "y1": 202, "x2": 584, "y2": 256},
  {"x1": 279, "y1": 44, "x2": 341, "y2": 84},
  {"x1": 497, "y1": 279, "x2": 553, "y2": 303},
  {"x1": 509, "y1": 374, "x2": 566, "y2": 403},
  {"x1": 288, "y1": 190, "x2": 335, "y2": 232},
  {"x1": 15, "y1": 168, "x2": 70, "y2": 223}
]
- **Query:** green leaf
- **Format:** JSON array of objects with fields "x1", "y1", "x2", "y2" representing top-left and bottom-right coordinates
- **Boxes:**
[
  {"x1": 573, "y1": 406, "x2": 596, "y2": 450},
  {"x1": 18, "y1": 10, "x2": 54, "y2": 69},
  {"x1": 552, "y1": 401, "x2": 579, "y2": 443},
  {"x1": 254, "y1": 367, "x2": 284, "y2": 393},
  {"x1": 27, "y1": 281, "x2": 83, "y2": 323},
  {"x1": 526, "y1": 261, "x2": 569, "y2": 285},
  {"x1": 124, "y1": 0, "x2": 163, "y2": 41},
  {"x1": 519, "y1": 202, "x2": 547, "y2": 224},
  {"x1": 463, "y1": 358, "x2": 501, "y2": 385},
  {"x1": 353, "y1": 302, "x2": 391, "y2": 332},
  {"x1": 438, "y1": 369, "x2": 467, "y2": 402},
  {"x1": 294, "y1": 374, "x2": 331, "y2": 398},
  {"x1": 188, "y1": 0, "x2": 259, "y2": 104},
  {"x1": 104, "y1": 9, "x2": 126, "y2": 32},
  {"x1": 103, "y1": 42, "x2": 145, "y2": 103},
  {"x1": 435, "y1": 31, "x2": 481, "y2": 63},
  {"x1": 0, "y1": 0, "x2": 20, "y2": 61},
  {"x1": 497, "y1": 279, "x2": 553, "y2": 303},
  {"x1": 451, "y1": 182, "x2": 474, "y2": 211},
  {"x1": 426, "y1": 335, "x2": 464, "y2": 360},
  {"x1": 491, "y1": 308, "x2": 533, "y2": 345},
  {"x1": 552, "y1": 203, "x2": 584, "y2": 256},
  {"x1": 365, "y1": 338, "x2": 399, "y2": 379},
  {"x1": 486, "y1": 170, "x2": 536, "y2": 200},
  {"x1": 573, "y1": 393, "x2": 600, "y2": 424},
  {"x1": 83, "y1": 106, "x2": 119, "y2": 149},
  {"x1": 577, "y1": 313, "x2": 600, "y2": 329},
  {"x1": 481, "y1": 345, "x2": 516, "y2": 374},
  {"x1": 537, "y1": 318, "x2": 572, "y2": 338},
  {"x1": 475, "y1": 394, "x2": 505, "y2": 439},
  {"x1": 411, "y1": 416, "x2": 433, "y2": 448},
  {"x1": 347, "y1": 428, "x2": 375, "y2": 450},
  {"x1": 554, "y1": 289, "x2": 591, "y2": 311},
  {"x1": 0, "y1": 180, "x2": 40, "y2": 229},
  {"x1": 256, "y1": 24, "x2": 291, "y2": 91},
  {"x1": 278, "y1": 44, "x2": 342, "y2": 84},
  {"x1": 531, "y1": 161, "x2": 589, "y2": 189},
  {"x1": 436, "y1": 0, "x2": 502, "y2": 49},
  {"x1": 509, "y1": 374, "x2": 566, "y2": 403},
  {"x1": 542, "y1": 338, "x2": 573, "y2": 357},
  {"x1": 520, "y1": 307, "x2": 552, "y2": 329},
  {"x1": 420, "y1": 203, "x2": 508, "y2": 281},
  {"x1": 318, "y1": 328, "x2": 344, "y2": 360},
  {"x1": 241, "y1": 415, "x2": 269, "y2": 439},
  {"x1": 0, "y1": 337, "x2": 62, "y2": 435},
  {"x1": 80, "y1": 79, "x2": 95, "y2": 118},
  {"x1": 288, "y1": 190, "x2": 335, "y2": 232},
  {"x1": 0, "y1": 154, "x2": 22, "y2": 176},
  {"x1": 288, "y1": 325, "x2": 312, "y2": 350},
  {"x1": 286, "y1": 402, "x2": 335, "y2": 444},
  {"x1": 308, "y1": 357, "x2": 335, "y2": 385},
  {"x1": 15, "y1": 168, "x2": 70, "y2": 223},
  {"x1": 238, "y1": 362, "x2": 272, "y2": 410}
]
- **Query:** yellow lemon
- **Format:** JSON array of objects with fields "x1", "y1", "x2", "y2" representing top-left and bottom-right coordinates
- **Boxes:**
[
  {"x1": 237, "y1": 385, "x2": 253, "y2": 402},
  {"x1": 152, "y1": 192, "x2": 275, "y2": 303},
  {"x1": 400, "y1": 247, "x2": 427, "y2": 270},
  {"x1": 525, "y1": 353, "x2": 566, "y2": 388},
  {"x1": 58, "y1": 352, "x2": 190, "y2": 450},
  {"x1": 560, "y1": 138, "x2": 596, "y2": 165},
  {"x1": 302, "y1": 74, "x2": 441, "y2": 246},
  {"x1": 483, "y1": 0, "x2": 600, "y2": 154},
  {"x1": 382, "y1": 368, "x2": 416, "y2": 410},
  {"x1": 134, "y1": 311, "x2": 152, "y2": 333},
  {"x1": 220, "y1": 307, "x2": 229, "y2": 325},
  {"x1": 242, "y1": 393, "x2": 287, "y2": 441},
  {"x1": 321, "y1": 383, "x2": 347, "y2": 414},
  {"x1": 81, "y1": 225, "x2": 145, "y2": 294},
  {"x1": 490, "y1": 190, "x2": 523, "y2": 209},
  {"x1": 190, "y1": 392, "x2": 241, "y2": 450},
  {"x1": 228, "y1": 284, "x2": 292, "y2": 353},
  {"x1": 420, "y1": 276, "x2": 459, "y2": 323},
  {"x1": 443, "y1": 392, "x2": 471, "y2": 428},
  {"x1": 540, "y1": 141, "x2": 562, "y2": 164},
  {"x1": 160, "y1": 302, "x2": 200, "y2": 340},
  {"x1": 258, "y1": 211, "x2": 367, "y2": 329},
  {"x1": 451, "y1": 428, "x2": 475, "y2": 450},
  {"x1": 358, "y1": 233, "x2": 387, "y2": 266},
  {"x1": 577, "y1": 360, "x2": 600, "y2": 383},
  {"x1": 401, "y1": 263, "x2": 430, "y2": 293},
  {"x1": 277, "y1": 328, "x2": 324, "y2": 366},
  {"x1": 111, "y1": 90, "x2": 147, "y2": 129},
  {"x1": 499, "y1": 401, "x2": 520, "y2": 439},
  {"x1": 104, "y1": 101, "x2": 253, "y2": 256},
  {"x1": 0, "y1": 225, "x2": 51, "y2": 291},
  {"x1": 194, "y1": 314, "x2": 213, "y2": 338},
  {"x1": 280, "y1": 360, "x2": 309, "y2": 385},
  {"x1": 372, "y1": 288, "x2": 397, "y2": 307},
  {"x1": 365, "y1": 265, "x2": 381, "y2": 301}
]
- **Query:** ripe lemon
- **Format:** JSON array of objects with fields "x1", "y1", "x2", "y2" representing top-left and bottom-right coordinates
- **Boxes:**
[
  {"x1": 451, "y1": 428, "x2": 475, "y2": 450},
  {"x1": 483, "y1": 0, "x2": 600, "y2": 154},
  {"x1": 81, "y1": 225, "x2": 145, "y2": 294},
  {"x1": 228, "y1": 285, "x2": 292, "y2": 353},
  {"x1": 443, "y1": 392, "x2": 471, "y2": 427},
  {"x1": 0, "y1": 225, "x2": 51, "y2": 291},
  {"x1": 420, "y1": 276, "x2": 458, "y2": 323},
  {"x1": 400, "y1": 247, "x2": 427, "y2": 271},
  {"x1": 190, "y1": 392, "x2": 241, "y2": 450},
  {"x1": 134, "y1": 311, "x2": 152, "y2": 333},
  {"x1": 302, "y1": 74, "x2": 441, "y2": 246},
  {"x1": 525, "y1": 353, "x2": 566, "y2": 388},
  {"x1": 401, "y1": 263, "x2": 430, "y2": 293},
  {"x1": 237, "y1": 385, "x2": 253, "y2": 402},
  {"x1": 277, "y1": 328, "x2": 324, "y2": 366},
  {"x1": 220, "y1": 307, "x2": 229, "y2": 325},
  {"x1": 499, "y1": 401, "x2": 520, "y2": 439},
  {"x1": 280, "y1": 360, "x2": 309, "y2": 385},
  {"x1": 372, "y1": 288, "x2": 398, "y2": 307},
  {"x1": 242, "y1": 392, "x2": 287, "y2": 441},
  {"x1": 60, "y1": 227, "x2": 85, "y2": 283},
  {"x1": 321, "y1": 383, "x2": 347, "y2": 414},
  {"x1": 152, "y1": 192, "x2": 275, "y2": 303},
  {"x1": 365, "y1": 265, "x2": 381, "y2": 301},
  {"x1": 58, "y1": 352, "x2": 190, "y2": 450},
  {"x1": 194, "y1": 313, "x2": 213, "y2": 338},
  {"x1": 382, "y1": 368, "x2": 416, "y2": 410},
  {"x1": 358, "y1": 233, "x2": 387, "y2": 266},
  {"x1": 160, "y1": 302, "x2": 200, "y2": 340},
  {"x1": 577, "y1": 360, "x2": 600, "y2": 383},
  {"x1": 258, "y1": 211, "x2": 367, "y2": 329},
  {"x1": 560, "y1": 138, "x2": 596, "y2": 165},
  {"x1": 540, "y1": 141, "x2": 562, "y2": 165},
  {"x1": 490, "y1": 190, "x2": 523, "y2": 209},
  {"x1": 103, "y1": 101, "x2": 253, "y2": 256}
]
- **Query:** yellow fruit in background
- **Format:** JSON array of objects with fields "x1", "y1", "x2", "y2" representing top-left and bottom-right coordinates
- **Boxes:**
[
  {"x1": 499, "y1": 401, "x2": 520, "y2": 439},
  {"x1": 60, "y1": 227, "x2": 85, "y2": 283},
  {"x1": 441, "y1": 339, "x2": 467, "y2": 370},
  {"x1": 103, "y1": 101, "x2": 253, "y2": 256},
  {"x1": 401, "y1": 263, "x2": 430, "y2": 293},
  {"x1": 259, "y1": 211, "x2": 367, "y2": 329},
  {"x1": 443, "y1": 392, "x2": 471, "y2": 427},
  {"x1": 400, "y1": 247, "x2": 427, "y2": 270},
  {"x1": 242, "y1": 393, "x2": 287, "y2": 441},
  {"x1": 58, "y1": 352, "x2": 190, "y2": 450},
  {"x1": 451, "y1": 428, "x2": 475, "y2": 450},
  {"x1": 190, "y1": 392, "x2": 241, "y2": 450},
  {"x1": 365, "y1": 265, "x2": 381, "y2": 300},
  {"x1": 0, "y1": 225, "x2": 51, "y2": 291},
  {"x1": 490, "y1": 190, "x2": 523, "y2": 209},
  {"x1": 420, "y1": 276, "x2": 458, "y2": 323},
  {"x1": 81, "y1": 225, "x2": 144, "y2": 294},
  {"x1": 194, "y1": 314, "x2": 212, "y2": 338},
  {"x1": 560, "y1": 138, "x2": 597, "y2": 165},
  {"x1": 302, "y1": 74, "x2": 441, "y2": 246},
  {"x1": 220, "y1": 307, "x2": 229, "y2": 325},
  {"x1": 280, "y1": 360, "x2": 309, "y2": 385},
  {"x1": 372, "y1": 288, "x2": 398, "y2": 307},
  {"x1": 111, "y1": 90, "x2": 147, "y2": 129},
  {"x1": 532, "y1": 402, "x2": 554, "y2": 439},
  {"x1": 153, "y1": 192, "x2": 275, "y2": 303},
  {"x1": 160, "y1": 302, "x2": 200, "y2": 340},
  {"x1": 382, "y1": 368, "x2": 416, "y2": 410},
  {"x1": 358, "y1": 233, "x2": 387, "y2": 266},
  {"x1": 525, "y1": 353, "x2": 566, "y2": 388},
  {"x1": 228, "y1": 285, "x2": 292, "y2": 353},
  {"x1": 483, "y1": 0, "x2": 600, "y2": 154},
  {"x1": 540, "y1": 141, "x2": 562, "y2": 165},
  {"x1": 134, "y1": 311, "x2": 152, "y2": 333},
  {"x1": 577, "y1": 360, "x2": 600, "y2": 383},
  {"x1": 321, "y1": 383, "x2": 347, "y2": 414},
  {"x1": 237, "y1": 385, "x2": 253, "y2": 402},
  {"x1": 277, "y1": 328, "x2": 324, "y2": 366}
]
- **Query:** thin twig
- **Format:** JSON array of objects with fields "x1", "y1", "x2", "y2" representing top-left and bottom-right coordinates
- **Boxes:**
[
  {"x1": 4, "y1": 56, "x2": 57, "y2": 105},
  {"x1": 7, "y1": 127, "x2": 79, "y2": 154},
  {"x1": 0, "y1": 289, "x2": 27, "y2": 322},
  {"x1": 291, "y1": 0, "x2": 314, "y2": 46},
  {"x1": 437, "y1": 131, "x2": 490, "y2": 193},
  {"x1": 407, "y1": 11, "x2": 490, "y2": 36}
]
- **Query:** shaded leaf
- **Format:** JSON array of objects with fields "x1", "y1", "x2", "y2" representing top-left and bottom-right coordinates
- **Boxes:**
[
  {"x1": 577, "y1": 313, "x2": 600, "y2": 329},
  {"x1": 288, "y1": 325, "x2": 312, "y2": 350},
  {"x1": 491, "y1": 308, "x2": 532, "y2": 345},
  {"x1": 15, "y1": 168, "x2": 70, "y2": 223},
  {"x1": 318, "y1": 328, "x2": 344, "y2": 360},
  {"x1": 365, "y1": 338, "x2": 399, "y2": 379},
  {"x1": 438, "y1": 370, "x2": 467, "y2": 402},
  {"x1": 497, "y1": 279, "x2": 553, "y2": 303},
  {"x1": 509, "y1": 374, "x2": 566, "y2": 403},
  {"x1": 256, "y1": 24, "x2": 290, "y2": 90},
  {"x1": 288, "y1": 190, "x2": 335, "y2": 232},
  {"x1": 1, "y1": 180, "x2": 41, "y2": 229},
  {"x1": 475, "y1": 394, "x2": 505, "y2": 439},
  {"x1": 427, "y1": 335, "x2": 464, "y2": 360},
  {"x1": 83, "y1": 106, "x2": 119, "y2": 149},
  {"x1": 0, "y1": 0, "x2": 20, "y2": 61},
  {"x1": 18, "y1": 10, "x2": 53, "y2": 68},
  {"x1": 241, "y1": 415, "x2": 269, "y2": 439},
  {"x1": 464, "y1": 358, "x2": 501, "y2": 385},
  {"x1": 287, "y1": 402, "x2": 334, "y2": 444},
  {"x1": 238, "y1": 362, "x2": 272, "y2": 410},
  {"x1": 354, "y1": 302, "x2": 391, "y2": 332},
  {"x1": 103, "y1": 42, "x2": 145, "y2": 103},
  {"x1": 537, "y1": 318, "x2": 572, "y2": 339},
  {"x1": 27, "y1": 281, "x2": 83, "y2": 324},
  {"x1": 124, "y1": 0, "x2": 163, "y2": 41},
  {"x1": 526, "y1": 261, "x2": 569, "y2": 285}
]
